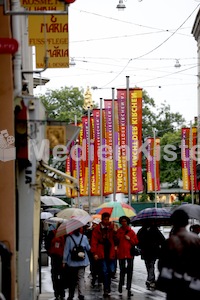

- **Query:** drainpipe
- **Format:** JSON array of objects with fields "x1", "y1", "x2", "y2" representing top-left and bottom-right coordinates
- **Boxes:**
[{"x1": 12, "y1": 0, "x2": 22, "y2": 97}]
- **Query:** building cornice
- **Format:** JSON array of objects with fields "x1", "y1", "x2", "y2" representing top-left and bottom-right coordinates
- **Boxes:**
[{"x1": 192, "y1": 8, "x2": 200, "y2": 41}]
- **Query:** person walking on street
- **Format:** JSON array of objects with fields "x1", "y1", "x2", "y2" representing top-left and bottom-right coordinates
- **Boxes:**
[
  {"x1": 158, "y1": 210, "x2": 200, "y2": 300},
  {"x1": 85, "y1": 218, "x2": 103, "y2": 287},
  {"x1": 137, "y1": 220, "x2": 165, "y2": 290},
  {"x1": 45, "y1": 222, "x2": 66, "y2": 300},
  {"x1": 63, "y1": 227, "x2": 91, "y2": 300},
  {"x1": 90, "y1": 212, "x2": 118, "y2": 297},
  {"x1": 116, "y1": 216, "x2": 138, "y2": 298}
]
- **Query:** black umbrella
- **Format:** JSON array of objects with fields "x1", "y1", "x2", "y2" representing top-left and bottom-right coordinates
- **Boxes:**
[
  {"x1": 172, "y1": 204, "x2": 200, "y2": 221},
  {"x1": 130, "y1": 207, "x2": 172, "y2": 226}
]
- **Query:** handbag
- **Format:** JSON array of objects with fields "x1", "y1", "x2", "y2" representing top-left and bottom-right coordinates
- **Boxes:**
[{"x1": 130, "y1": 245, "x2": 141, "y2": 256}]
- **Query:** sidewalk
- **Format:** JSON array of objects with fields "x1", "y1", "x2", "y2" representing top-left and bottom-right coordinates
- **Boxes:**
[{"x1": 37, "y1": 266, "x2": 165, "y2": 300}]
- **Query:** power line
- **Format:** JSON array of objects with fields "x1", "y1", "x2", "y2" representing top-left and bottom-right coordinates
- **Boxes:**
[{"x1": 100, "y1": 4, "x2": 200, "y2": 87}]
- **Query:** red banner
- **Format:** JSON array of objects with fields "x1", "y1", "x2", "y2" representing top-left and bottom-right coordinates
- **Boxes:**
[
  {"x1": 104, "y1": 100, "x2": 114, "y2": 195},
  {"x1": 181, "y1": 127, "x2": 197, "y2": 191},
  {"x1": 117, "y1": 89, "x2": 128, "y2": 193},
  {"x1": 146, "y1": 138, "x2": 160, "y2": 192},
  {"x1": 93, "y1": 109, "x2": 101, "y2": 196},
  {"x1": 65, "y1": 149, "x2": 72, "y2": 198}
]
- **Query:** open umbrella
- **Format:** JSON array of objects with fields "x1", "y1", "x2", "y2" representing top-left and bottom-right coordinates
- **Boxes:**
[
  {"x1": 130, "y1": 207, "x2": 171, "y2": 226},
  {"x1": 56, "y1": 215, "x2": 92, "y2": 237},
  {"x1": 172, "y1": 204, "x2": 200, "y2": 221},
  {"x1": 56, "y1": 207, "x2": 89, "y2": 220},
  {"x1": 41, "y1": 196, "x2": 69, "y2": 206},
  {"x1": 44, "y1": 207, "x2": 62, "y2": 216},
  {"x1": 95, "y1": 201, "x2": 136, "y2": 221},
  {"x1": 40, "y1": 211, "x2": 53, "y2": 219}
]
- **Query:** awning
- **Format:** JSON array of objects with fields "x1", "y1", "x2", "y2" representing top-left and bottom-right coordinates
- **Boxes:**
[{"x1": 37, "y1": 161, "x2": 79, "y2": 191}]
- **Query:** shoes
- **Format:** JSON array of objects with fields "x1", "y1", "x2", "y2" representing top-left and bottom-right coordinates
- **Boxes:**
[
  {"x1": 67, "y1": 297, "x2": 73, "y2": 300},
  {"x1": 78, "y1": 296, "x2": 84, "y2": 300},
  {"x1": 127, "y1": 290, "x2": 134, "y2": 298},
  {"x1": 118, "y1": 284, "x2": 122, "y2": 294},
  {"x1": 149, "y1": 282, "x2": 156, "y2": 291},
  {"x1": 103, "y1": 290, "x2": 110, "y2": 297},
  {"x1": 146, "y1": 281, "x2": 150, "y2": 289}
]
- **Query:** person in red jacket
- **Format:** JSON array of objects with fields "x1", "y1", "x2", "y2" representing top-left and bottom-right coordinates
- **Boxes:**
[
  {"x1": 116, "y1": 216, "x2": 138, "y2": 298},
  {"x1": 90, "y1": 212, "x2": 118, "y2": 297},
  {"x1": 45, "y1": 223, "x2": 66, "y2": 300}
]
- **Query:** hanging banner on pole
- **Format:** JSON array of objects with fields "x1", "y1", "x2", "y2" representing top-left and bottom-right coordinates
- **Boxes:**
[
  {"x1": 114, "y1": 100, "x2": 123, "y2": 193},
  {"x1": 117, "y1": 89, "x2": 128, "y2": 193},
  {"x1": 104, "y1": 100, "x2": 114, "y2": 195},
  {"x1": 146, "y1": 138, "x2": 160, "y2": 192},
  {"x1": 129, "y1": 88, "x2": 143, "y2": 193},
  {"x1": 93, "y1": 109, "x2": 101, "y2": 196},
  {"x1": 181, "y1": 127, "x2": 197, "y2": 191},
  {"x1": 65, "y1": 148, "x2": 72, "y2": 198}
]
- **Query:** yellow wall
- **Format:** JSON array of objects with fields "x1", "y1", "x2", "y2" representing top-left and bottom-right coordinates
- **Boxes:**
[{"x1": 0, "y1": 6, "x2": 16, "y2": 299}]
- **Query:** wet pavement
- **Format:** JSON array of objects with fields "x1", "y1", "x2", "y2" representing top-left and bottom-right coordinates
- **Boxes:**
[
  {"x1": 37, "y1": 257, "x2": 166, "y2": 300},
  {"x1": 38, "y1": 227, "x2": 170, "y2": 300}
]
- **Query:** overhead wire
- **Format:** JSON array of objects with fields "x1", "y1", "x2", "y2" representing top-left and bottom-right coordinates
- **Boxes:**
[{"x1": 100, "y1": 3, "x2": 200, "y2": 87}]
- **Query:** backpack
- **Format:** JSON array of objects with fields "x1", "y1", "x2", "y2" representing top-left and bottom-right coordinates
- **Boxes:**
[
  {"x1": 46, "y1": 229, "x2": 65, "y2": 257},
  {"x1": 70, "y1": 234, "x2": 85, "y2": 261}
]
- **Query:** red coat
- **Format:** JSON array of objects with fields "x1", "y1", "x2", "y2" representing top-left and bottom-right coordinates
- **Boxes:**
[
  {"x1": 116, "y1": 226, "x2": 138, "y2": 259},
  {"x1": 90, "y1": 222, "x2": 117, "y2": 259}
]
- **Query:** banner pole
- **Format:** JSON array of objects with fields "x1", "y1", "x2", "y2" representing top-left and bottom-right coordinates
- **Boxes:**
[
  {"x1": 88, "y1": 107, "x2": 91, "y2": 214},
  {"x1": 153, "y1": 128, "x2": 157, "y2": 208},
  {"x1": 190, "y1": 121, "x2": 194, "y2": 205},
  {"x1": 112, "y1": 88, "x2": 116, "y2": 201},
  {"x1": 100, "y1": 98, "x2": 103, "y2": 204},
  {"x1": 126, "y1": 76, "x2": 131, "y2": 206}
]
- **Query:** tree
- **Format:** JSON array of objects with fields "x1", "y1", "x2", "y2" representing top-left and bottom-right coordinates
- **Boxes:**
[
  {"x1": 159, "y1": 130, "x2": 182, "y2": 186},
  {"x1": 142, "y1": 91, "x2": 186, "y2": 185},
  {"x1": 40, "y1": 86, "x2": 85, "y2": 123}
]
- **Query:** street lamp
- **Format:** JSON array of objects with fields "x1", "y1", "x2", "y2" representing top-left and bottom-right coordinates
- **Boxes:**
[
  {"x1": 116, "y1": 0, "x2": 126, "y2": 10},
  {"x1": 83, "y1": 87, "x2": 94, "y2": 214},
  {"x1": 174, "y1": 59, "x2": 181, "y2": 68}
]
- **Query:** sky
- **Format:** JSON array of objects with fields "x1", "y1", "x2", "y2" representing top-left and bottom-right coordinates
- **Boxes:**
[{"x1": 34, "y1": 0, "x2": 200, "y2": 126}]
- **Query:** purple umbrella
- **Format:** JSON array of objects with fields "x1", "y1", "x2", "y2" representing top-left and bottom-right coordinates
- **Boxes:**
[{"x1": 130, "y1": 207, "x2": 171, "y2": 226}]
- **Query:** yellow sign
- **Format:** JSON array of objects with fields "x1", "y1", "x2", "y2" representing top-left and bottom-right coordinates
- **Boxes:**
[
  {"x1": 20, "y1": 0, "x2": 64, "y2": 9},
  {"x1": 28, "y1": 14, "x2": 69, "y2": 68},
  {"x1": 28, "y1": 14, "x2": 68, "y2": 42},
  {"x1": 36, "y1": 44, "x2": 69, "y2": 68}
]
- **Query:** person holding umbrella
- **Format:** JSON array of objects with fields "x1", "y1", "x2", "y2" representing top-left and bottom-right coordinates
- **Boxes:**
[
  {"x1": 63, "y1": 227, "x2": 91, "y2": 300},
  {"x1": 137, "y1": 220, "x2": 165, "y2": 290},
  {"x1": 116, "y1": 216, "x2": 138, "y2": 298}
]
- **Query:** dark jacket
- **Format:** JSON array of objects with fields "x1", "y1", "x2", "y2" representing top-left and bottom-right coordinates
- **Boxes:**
[
  {"x1": 158, "y1": 227, "x2": 200, "y2": 278},
  {"x1": 137, "y1": 225, "x2": 165, "y2": 260},
  {"x1": 158, "y1": 227, "x2": 200, "y2": 299}
]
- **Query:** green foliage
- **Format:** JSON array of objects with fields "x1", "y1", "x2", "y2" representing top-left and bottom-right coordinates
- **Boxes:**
[
  {"x1": 40, "y1": 86, "x2": 85, "y2": 123},
  {"x1": 139, "y1": 193, "x2": 149, "y2": 202},
  {"x1": 183, "y1": 195, "x2": 192, "y2": 203},
  {"x1": 142, "y1": 93, "x2": 186, "y2": 185},
  {"x1": 160, "y1": 130, "x2": 182, "y2": 184}
]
